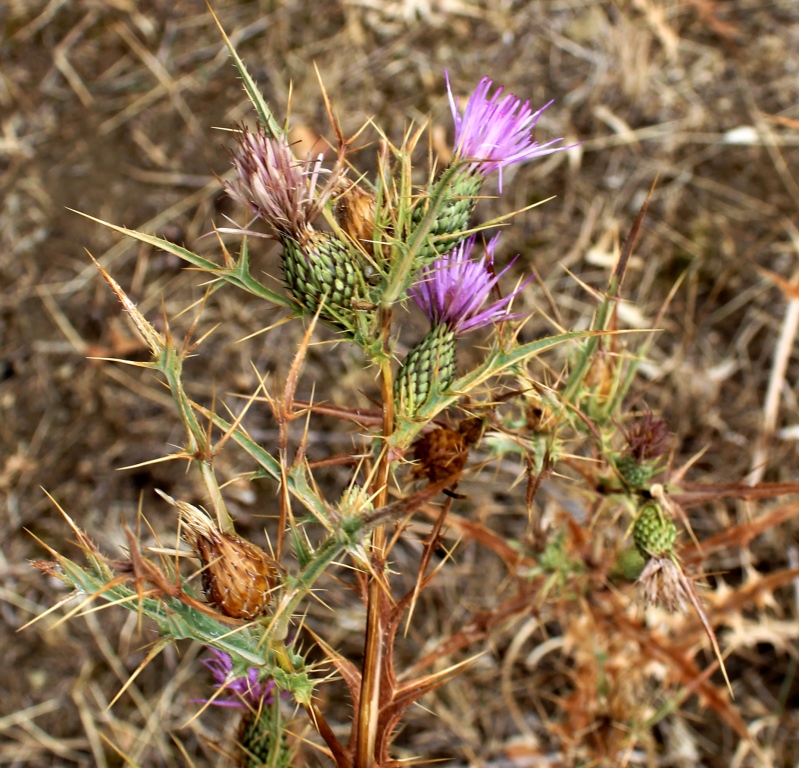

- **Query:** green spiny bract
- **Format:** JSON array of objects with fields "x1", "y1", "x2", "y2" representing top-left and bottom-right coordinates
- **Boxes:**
[
  {"x1": 613, "y1": 546, "x2": 647, "y2": 581},
  {"x1": 633, "y1": 501, "x2": 677, "y2": 558},
  {"x1": 411, "y1": 172, "x2": 482, "y2": 267},
  {"x1": 237, "y1": 703, "x2": 290, "y2": 768},
  {"x1": 395, "y1": 324, "x2": 456, "y2": 418},
  {"x1": 281, "y1": 229, "x2": 372, "y2": 333},
  {"x1": 615, "y1": 453, "x2": 655, "y2": 489}
]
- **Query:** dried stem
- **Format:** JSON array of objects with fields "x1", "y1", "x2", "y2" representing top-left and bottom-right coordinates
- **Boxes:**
[{"x1": 356, "y1": 304, "x2": 394, "y2": 768}]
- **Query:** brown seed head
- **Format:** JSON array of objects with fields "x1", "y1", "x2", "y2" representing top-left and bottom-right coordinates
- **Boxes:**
[
  {"x1": 181, "y1": 505, "x2": 277, "y2": 620},
  {"x1": 196, "y1": 531, "x2": 277, "y2": 620},
  {"x1": 413, "y1": 426, "x2": 470, "y2": 484},
  {"x1": 334, "y1": 181, "x2": 377, "y2": 254}
]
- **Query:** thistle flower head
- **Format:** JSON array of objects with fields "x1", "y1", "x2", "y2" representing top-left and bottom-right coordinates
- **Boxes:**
[
  {"x1": 637, "y1": 555, "x2": 691, "y2": 613},
  {"x1": 224, "y1": 126, "x2": 335, "y2": 236},
  {"x1": 179, "y1": 500, "x2": 277, "y2": 621},
  {"x1": 201, "y1": 649, "x2": 276, "y2": 709},
  {"x1": 623, "y1": 410, "x2": 670, "y2": 463},
  {"x1": 409, "y1": 233, "x2": 530, "y2": 335},
  {"x1": 446, "y1": 72, "x2": 571, "y2": 191}
]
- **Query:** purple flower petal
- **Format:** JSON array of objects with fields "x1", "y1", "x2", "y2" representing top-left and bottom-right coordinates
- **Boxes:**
[
  {"x1": 198, "y1": 648, "x2": 275, "y2": 710},
  {"x1": 446, "y1": 72, "x2": 575, "y2": 191},
  {"x1": 410, "y1": 234, "x2": 531, "y2": 335},
  {"x1": 224, "y1": 127, "x2": 337, "y2": 235}
]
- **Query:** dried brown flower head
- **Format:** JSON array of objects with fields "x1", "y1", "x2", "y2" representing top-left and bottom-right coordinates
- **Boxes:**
[
  {"x1": 180, "y1": 504, "x2": 277, "y2": 621},
  {"x1": 334, "y1": 180, "x2": 377, "y2": 255},
  {"x1": 637, "y1": 555, "x2": 690, "y2": 612},
  {"x1": 412, "y1": 417, "x2": 484, "y2": 485}
]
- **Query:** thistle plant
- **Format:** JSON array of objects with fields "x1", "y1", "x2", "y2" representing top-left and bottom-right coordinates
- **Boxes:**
[{"x1": 31, "y1": 9, "x2": 799, "y2": 767}]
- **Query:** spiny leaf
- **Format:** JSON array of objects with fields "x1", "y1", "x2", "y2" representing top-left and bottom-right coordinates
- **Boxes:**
[
  {"x1": 207, "y1": 4, "x2": 283, "y2": 138},
  {"x1": 72, "y1": 209, "x2": 295, "y2": 309}
]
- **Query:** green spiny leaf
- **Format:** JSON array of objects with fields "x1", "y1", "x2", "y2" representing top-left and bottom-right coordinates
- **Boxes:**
[
  {"x1": 73, "y1": 210, "x2": 295, "y2": 309},
  {"x1": 208, "y1": 6, "x2": 282, "y2": 138}
]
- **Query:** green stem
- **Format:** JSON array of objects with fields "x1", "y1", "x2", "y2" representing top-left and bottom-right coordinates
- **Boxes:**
[
  {"x1": 382, "y1": 163, "x2": 470, "y2": 305},
  {"x1": 161, "y1": 340, "x2": 234, "y2": 534}
]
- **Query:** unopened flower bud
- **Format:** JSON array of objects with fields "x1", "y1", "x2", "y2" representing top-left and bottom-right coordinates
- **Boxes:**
[
  {"x1": 395, "y1": 324, "x2": 456, "y2": 417},
  {"x1": 633, "y1": 501, "x2": 677, "y2": 558}
]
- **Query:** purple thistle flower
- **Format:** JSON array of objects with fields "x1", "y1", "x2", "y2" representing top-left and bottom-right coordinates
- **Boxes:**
[
  {"x1": 410, "y1": 233, "x2": 531, "y2": 335},
  {"x1": 446, "y1": 72, "x2": 572, "y2": 192},
  {"x1": 200, "y1": 648, "x2": 275, "y2": 709},
  {"x1": 224, "y1": 127, "x2": 334, "y2": 236}
]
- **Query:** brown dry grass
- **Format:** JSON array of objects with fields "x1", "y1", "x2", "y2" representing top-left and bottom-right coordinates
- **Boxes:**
[{"x1": 2, "y1": 0, "x2": 799, "y2": 765}]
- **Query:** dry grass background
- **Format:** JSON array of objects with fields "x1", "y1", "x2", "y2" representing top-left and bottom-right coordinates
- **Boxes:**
[{"x1": 2, "y1": 0, "x2": 799, "y2": 765}]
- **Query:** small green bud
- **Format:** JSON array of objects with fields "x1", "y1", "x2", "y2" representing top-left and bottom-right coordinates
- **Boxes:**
[
  {"x1": 633, "y1": 501, "x2": 677, "y2": 558},
  {"x1": 613, "y1": 546, "x2": 647, "y2": 581},
  {"x1": 615, "y1": 454, "x2": 654, "y2": 489},
  {"x1": 395, "y1": 324, "x2": 456, "y2": 418}
]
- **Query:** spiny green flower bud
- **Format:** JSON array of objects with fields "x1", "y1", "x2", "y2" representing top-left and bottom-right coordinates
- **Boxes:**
[
  {"x1": 633, "y1": 501, "x2": 677, "y2": 558},
  {"x1": 411, "y1": 172, "x2": 482, "y2": 266},
  {"x1": 395, "y1": 324, "x2": 456, "y2": 417},
  {"x1": 613, "y1": 546, "x2": 646, "y2": 581},
  {"x1": 223, "y1": 127, "x2": 374, "y2": 334},
  {"x1": 616, "y1": 410, "x2": 670, "y2": 488},
  {"x1": 281, "y1": 229, "x2": 370, "y2": 331},
  {"x1": 615, "y1": 453, "x2": 654, "y2": 489},
  {"x1": 237, "y1": 705, "x2": 290, "y2": 768}
]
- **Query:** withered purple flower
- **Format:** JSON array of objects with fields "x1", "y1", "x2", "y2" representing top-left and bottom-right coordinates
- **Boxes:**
[
  {"x1": 623, "y1": 411, "x2": 670, "y2": 463},
  {"x1": 223, "y1": 126, "x2": 368, "y2": 330},
  {"x1": 201, "y1": 648, "x2": 275, "y2": 709},
  {"x1": 446, "y1": 72, "x2": 572, "y2": 191},
  {"x1": 224, "y1": 126, "x2": 332, "y2": 238},
  {"x1": 410, "y1": 233, "x2": 531, "y2": 335}
]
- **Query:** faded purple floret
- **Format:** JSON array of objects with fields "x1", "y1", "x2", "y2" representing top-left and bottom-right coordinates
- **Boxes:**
[
  {"x1": 410, "y1": 234, "x2": 531, "y2": 335},
  {"x1": 623, "y1": 410, "x2": 670, "y2": 463},
  {"x1": 446, "y1": 72, "x2": 572, "y2": 191},
  {"x1": 200, "y1": 648, "x2": 275, "y2": 709},
  {"x1": 224, "y1": 127, "x2": 332, "y2": 235}
]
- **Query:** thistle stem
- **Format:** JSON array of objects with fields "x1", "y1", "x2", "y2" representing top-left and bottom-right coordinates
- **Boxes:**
[
  {"x1": 356, "y1": 305, "x2": 394, "y2": 768},
  {"x1": 162, "y1": 342, "x2": 234, "y2": 534}
]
